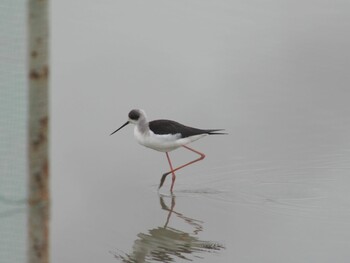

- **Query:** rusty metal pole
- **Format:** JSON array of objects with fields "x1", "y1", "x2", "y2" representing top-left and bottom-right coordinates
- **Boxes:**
[{"x1": 28, "y1": 0, "x2": 50, "y2": 263}]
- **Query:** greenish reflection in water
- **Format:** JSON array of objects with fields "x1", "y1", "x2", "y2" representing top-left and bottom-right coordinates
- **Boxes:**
[{"x1": 112, "y1": 195, "x2": 225, "y2": 263}]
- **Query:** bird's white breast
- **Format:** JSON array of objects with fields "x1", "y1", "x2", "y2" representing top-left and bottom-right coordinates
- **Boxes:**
[{"x1": 134, "y1": 126, "x2": 207, "y2": 152}]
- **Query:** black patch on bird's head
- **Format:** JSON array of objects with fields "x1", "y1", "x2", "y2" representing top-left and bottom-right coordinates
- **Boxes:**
[{"x1": 128, "y1": 109, "x2": 140, "y2": 121}]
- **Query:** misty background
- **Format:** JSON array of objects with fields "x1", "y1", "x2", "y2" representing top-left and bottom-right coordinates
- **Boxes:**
[{"x1": 51, "y1": 0, "x2": 350, "y2": 262}]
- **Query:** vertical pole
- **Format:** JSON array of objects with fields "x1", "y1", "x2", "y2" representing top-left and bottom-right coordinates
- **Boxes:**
[{"x1": 28, "y1": 0, "x2": 50, "y2": 262}]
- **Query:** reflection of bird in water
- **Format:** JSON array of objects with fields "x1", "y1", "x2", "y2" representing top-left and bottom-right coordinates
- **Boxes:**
[
  {"x1": 110, "y1": 109, "x2": 226, "y2": 192},
  {"x1": 111, "y1": 195, "x2": 225, "y2": 263}
]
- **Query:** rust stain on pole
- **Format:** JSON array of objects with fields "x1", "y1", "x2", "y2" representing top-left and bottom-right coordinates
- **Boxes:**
[{"x1": 28, "y1": 0, "x2": 50, "y2": 263}]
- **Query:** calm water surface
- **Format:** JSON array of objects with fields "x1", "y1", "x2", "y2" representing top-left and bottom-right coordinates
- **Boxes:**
[{"x1": 52, "y1": 0, "x2": 350, "y2": 262}]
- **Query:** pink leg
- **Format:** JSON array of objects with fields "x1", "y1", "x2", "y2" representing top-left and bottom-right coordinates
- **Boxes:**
[
  {"x1": 168, "y1": 145, "x2": 206, "y2": 175},
  {"x1": 158, "y1": 145, "x2": 206, "y2": 192},
  {"x1": 166, "y1": 152, "x2": 176, "y2": 192}
]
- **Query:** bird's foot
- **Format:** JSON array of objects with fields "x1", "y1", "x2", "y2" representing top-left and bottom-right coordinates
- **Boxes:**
[{"x1": 159, "y1": 172, "x2": 169, "y2": 189}]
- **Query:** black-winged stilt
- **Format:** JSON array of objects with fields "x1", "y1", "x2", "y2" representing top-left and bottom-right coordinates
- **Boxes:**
[{"x1": 110, "y1": 109, "x2": 226, "y2": 192}]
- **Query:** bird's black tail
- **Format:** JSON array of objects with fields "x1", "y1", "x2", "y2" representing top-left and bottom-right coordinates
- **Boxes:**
[{"x1": 207, "y1": 129, "x2": 228, "y2": 135}]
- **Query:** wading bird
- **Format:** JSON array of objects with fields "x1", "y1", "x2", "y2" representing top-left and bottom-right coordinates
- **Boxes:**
[{"x1": 111, "y1": 109, "x2": 226, "y2": 192}]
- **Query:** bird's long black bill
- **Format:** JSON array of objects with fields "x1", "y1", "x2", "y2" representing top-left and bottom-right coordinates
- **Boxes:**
[{"x1": 110, "y1": 121, "x2": 129, "y2": 135}]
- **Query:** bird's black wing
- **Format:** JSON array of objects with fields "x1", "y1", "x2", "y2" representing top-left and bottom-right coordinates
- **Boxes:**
[{"x1": 149, "y1": 119, "x2": 224, "y2": 138}]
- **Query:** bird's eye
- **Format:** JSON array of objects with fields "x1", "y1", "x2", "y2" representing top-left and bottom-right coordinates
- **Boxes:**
[{"x1": 128, "y1": 110, "x2": 140, "y2": 120}]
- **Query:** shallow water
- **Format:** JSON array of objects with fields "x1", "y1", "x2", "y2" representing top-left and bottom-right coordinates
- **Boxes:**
[{"x1": 52, "y1": 0, "x2": 350, "y2": 262}]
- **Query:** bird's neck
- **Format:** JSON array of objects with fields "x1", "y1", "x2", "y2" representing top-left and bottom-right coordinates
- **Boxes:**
[{"x1": 136, "y1": 118, "x2": 149, "y2": 134}]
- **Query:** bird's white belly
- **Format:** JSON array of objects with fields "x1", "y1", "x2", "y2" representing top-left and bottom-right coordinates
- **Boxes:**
[{"x1": 134, "y1": 128, "x2": 206, "y2": 152}]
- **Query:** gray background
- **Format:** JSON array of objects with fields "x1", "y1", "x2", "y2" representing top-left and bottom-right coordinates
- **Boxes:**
[
  {"x1": 0, "y1": 1, "x2": 27, "y2": 262},
  {"x1": 52, "y1": 0, "x2": 350, "y2": 262}
]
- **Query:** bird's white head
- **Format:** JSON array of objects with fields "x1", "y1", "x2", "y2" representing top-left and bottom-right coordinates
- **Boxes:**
[
  {"x1": 127, "y1": 109, "x2": 147, "y2": 124},
  {"x1": 110, "y1": 109, "x2": 147, "y2": 135}
]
